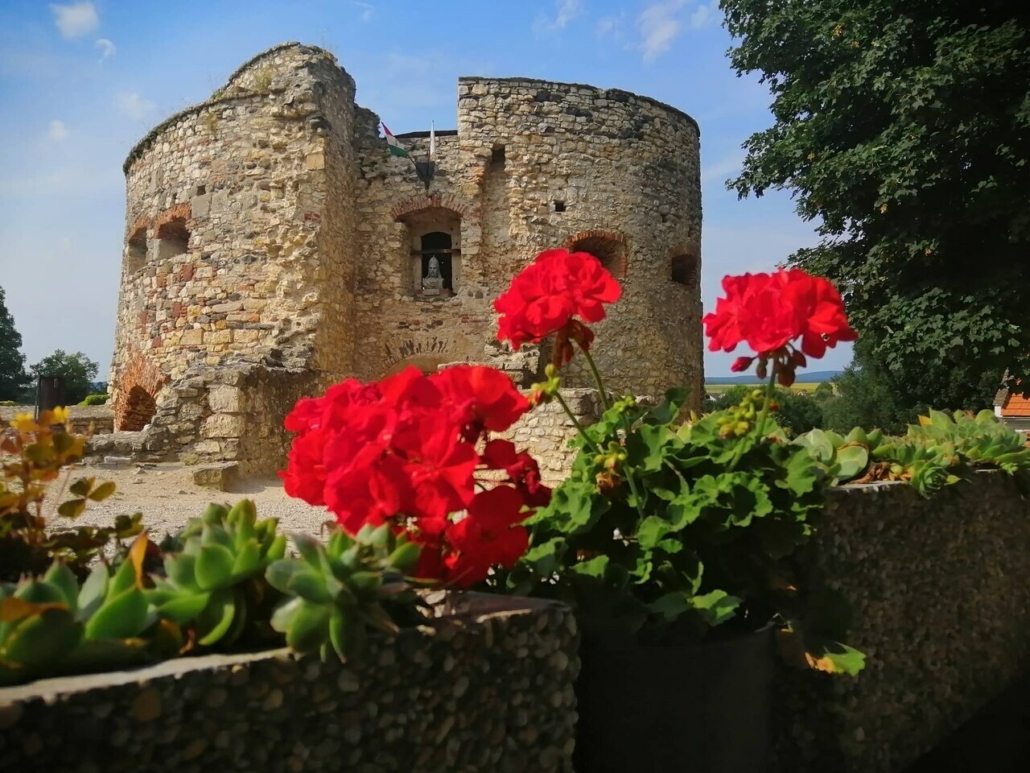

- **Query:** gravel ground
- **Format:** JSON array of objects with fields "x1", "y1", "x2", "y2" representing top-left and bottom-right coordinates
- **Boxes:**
[{"x1": 44, "y1": 460, "x2": 333, "y2": 540}]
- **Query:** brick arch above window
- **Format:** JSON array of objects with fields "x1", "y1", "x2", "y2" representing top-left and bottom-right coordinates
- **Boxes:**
[
  {"x1": 391, "y1": 193, "x2": 471, "y2": 222},
  {"x1": 564, "y1": 230, "x2": 629, "y2": 278}
]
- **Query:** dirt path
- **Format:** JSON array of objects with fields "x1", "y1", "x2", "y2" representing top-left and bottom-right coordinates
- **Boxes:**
[{"x1": 44, "y1": 461, "x2": 332, "y2": 540}]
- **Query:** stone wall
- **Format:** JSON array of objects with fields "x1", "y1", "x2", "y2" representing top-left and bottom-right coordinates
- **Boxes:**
[
  {"x1": 498, "y1": 389, "x2": 603, "y2": 485},
  {"x1": 0, "y1": 595, "x2": 578, "y2": 773},
  {"x1": 108, "y1": 41, "x2": 704, "y2": 470},
  {"x1": 0, "y1": 405, "x2": 114, "y2": 436},
  {"x1": 142, "y1": 357, "x2": 316, "y2": 474},
  {"x1": 776, "y1": 472, "x2": 1030, "y2": 773}
]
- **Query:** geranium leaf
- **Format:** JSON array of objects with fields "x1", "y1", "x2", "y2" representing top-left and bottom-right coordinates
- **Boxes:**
[{"x1": 691, "y1": 590, "x2": 741, "y2": 626}]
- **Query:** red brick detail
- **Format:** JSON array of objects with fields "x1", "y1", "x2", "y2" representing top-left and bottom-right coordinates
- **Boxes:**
[
  {"x1": 564, "y1": 230, "x2": 629, "y2": 278},
  {"x1": 153, "y1": 202, "x2": 192, "y2": 234},
  {"x1": 391, "y1": 193, "x2": 471, "y2": 221},
  {"x1": 150, "y1": 337, "x2": 163, "y2": 349},
  {"x1": 172, "y1": 301, "x2": 184, "y2": 318},
  {"x1": 127, "y1": 215, "x2": 150, "y2": 243},
  {"x1": 112, "y1": 348, "x2": 167, "y2": 431},
  {"x1": 303, "y1": 212, "x2": 322, "y2": 223},
  {"x1": 180, "y1": 263, "x2": 195, "y2": 282}
]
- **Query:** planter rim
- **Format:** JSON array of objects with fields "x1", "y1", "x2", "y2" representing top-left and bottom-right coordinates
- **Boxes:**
[{"x1": 0, "y1": 592, "x2": 568, "y2": 705}]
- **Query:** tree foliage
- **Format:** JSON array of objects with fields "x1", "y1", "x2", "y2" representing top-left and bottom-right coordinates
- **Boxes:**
[
  {"x1": 29, "y1": 351, "x2": 99, "y2": 406},
  {"x1": 0, "y1": 286, "x2": 30, "y2": 402},
  {"x1": 721, "y1": 0, "x2": 1030, "y2": 409}
]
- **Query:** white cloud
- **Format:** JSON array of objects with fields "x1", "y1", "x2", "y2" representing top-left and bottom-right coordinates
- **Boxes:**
[
  {"x1": 702, "y1": 151, "x2": 744, "y2": 185},
  {"x1": 116, "y1": 92, "x2": 156, "y2": 120},
  {"x1": 49, "y1": 2, "x2": 99, "y2": 39},
  {"x1": 47, "y1": 119, "x2": 69, "y2": 141},
  {"x1": 533, "y1": 0, "x2": 583, "y2": 35},
  {"x1": 689, "y1": 2, "x2": 718, "y2": 30},
  {"x1": 95, "y1": 38, "x2": 115, "y2": 59},
  {"x1": 638, "y1": 1, "x2": 716, "y2": 61},
  {"x1": 351, "y1": 2, "x2": 373, "y2": 22}
]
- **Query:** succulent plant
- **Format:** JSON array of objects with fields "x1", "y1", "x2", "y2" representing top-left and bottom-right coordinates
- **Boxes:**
[
  {"x1": 0, "y1": 536, "x2": 171, "y2": 685},
  {"x1": 905, "y1": 409, "x2": 1030, "y2": 472},
  {"x1": 146, "y1": 500, "x2": 287, "y2": 649},
  {"x1": 266, "y1": 523, "x2": 424, "y2": 661},
  {"x1": 793, "y1": 427, "x2": 870, "y2": 485}
]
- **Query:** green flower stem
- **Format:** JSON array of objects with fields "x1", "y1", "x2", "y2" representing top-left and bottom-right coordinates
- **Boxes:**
[
  {"x1": 575, "y1": 339, "x2": 645, "y2": 521},
  {"x1": 553, "y1": 390, "x2": 601, "y2": 456},
  {"x1": 755, "y1": 367, "x2": 778, "y2": 438},
  {"x1": 579, "y1": 345, "x2": 612, "y2": 411}
]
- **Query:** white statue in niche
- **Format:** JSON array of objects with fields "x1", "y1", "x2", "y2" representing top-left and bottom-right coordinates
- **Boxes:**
[{"x1": 422, "y1": 255, "x2": 444, "y2": 295}]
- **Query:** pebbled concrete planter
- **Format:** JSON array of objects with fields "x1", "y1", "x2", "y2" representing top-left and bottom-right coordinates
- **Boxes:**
[
  {"x1": 775, "y1": 472, "x2": 1030, "y2": 773},
  {"x1": 0, "y1": 594, "x2": 578, "y2": 773}
]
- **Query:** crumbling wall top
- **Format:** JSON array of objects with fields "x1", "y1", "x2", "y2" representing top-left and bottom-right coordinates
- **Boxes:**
[
  {"x1": 457, "y1": 75, "x2": 700, "y2": 136},
  {"x1": 122, "y1": 42, "x2": 346, "y2": 175}
]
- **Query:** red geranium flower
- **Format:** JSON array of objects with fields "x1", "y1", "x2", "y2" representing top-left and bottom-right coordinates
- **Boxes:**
[
  {"x1": 432, "y1": 365, "x2": 530, "y2": 441},
  {"x1": 494, "y1": 248, "x2": 621, "y2": 353},
  {"x1": 444, "y1": 486, "x2": 530, "y2": 586},
  {"x1": 703, "y1": 269, "x2": 856, "y2": 358}
]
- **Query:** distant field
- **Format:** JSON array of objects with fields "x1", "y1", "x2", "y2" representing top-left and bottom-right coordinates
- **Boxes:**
[{"x1": 705, "y1": 381, "x2": 826, "y2": 395}]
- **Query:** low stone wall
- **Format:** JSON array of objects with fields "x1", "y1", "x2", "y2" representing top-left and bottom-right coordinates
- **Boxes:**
[
  {"x1": 499, "y1": 389, "x2": 602, "y2": 486},
  {"x1": 776, "y1": 472, "x2": 1030, "y2": 772},
  {"x1": 0, "y1": 405, "x2": 114, "y2": 436},
  {"x1": 0, "y1": 594, "x2": 578, "y2": 773}
]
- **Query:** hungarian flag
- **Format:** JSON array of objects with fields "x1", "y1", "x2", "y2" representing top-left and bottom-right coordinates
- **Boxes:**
[{"x1": 381, "y1": 122, "x2": 409, "y2": 158}]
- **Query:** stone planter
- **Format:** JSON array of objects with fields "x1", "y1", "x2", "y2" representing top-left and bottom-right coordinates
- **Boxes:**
[
  {"x1": 574, "y1": 625, "x2": 775, "y2": 773},
  {"x1": 775, "y1": 472, "x2": 1030, "y2": 772},
  {"x1": 0, "y1": 595, "x2": 578, "y2": 773}
]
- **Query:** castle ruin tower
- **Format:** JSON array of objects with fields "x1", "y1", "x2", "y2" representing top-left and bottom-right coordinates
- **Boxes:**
[{"x1": 109, "y1": 43, "x2": 703, "y2": 473}]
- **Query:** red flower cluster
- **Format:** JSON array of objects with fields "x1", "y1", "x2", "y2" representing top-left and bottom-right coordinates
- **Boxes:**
[
  {"x1": 280, "y1": 365, "x2": 549, "y2": 587},
  {"x1": 702, "y1": 269, "x2": 857, "y2": 385},
  {"x1": 494, "y1": 248, "x2": 621, "y2": 365}
]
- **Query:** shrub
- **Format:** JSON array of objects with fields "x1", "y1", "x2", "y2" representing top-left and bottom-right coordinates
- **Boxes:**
[{"x1": 79, "y1": 394, "x2": 109, "y2": 406}]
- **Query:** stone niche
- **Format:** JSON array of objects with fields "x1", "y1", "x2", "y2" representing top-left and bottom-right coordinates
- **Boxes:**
[{"x1": 0, "y1": 595, "x2": 578, "y2": 773}]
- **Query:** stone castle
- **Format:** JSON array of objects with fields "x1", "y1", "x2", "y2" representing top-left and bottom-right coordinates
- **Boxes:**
[{"x1": 109, "y1": 43, "x2": 703, "y2": 474}]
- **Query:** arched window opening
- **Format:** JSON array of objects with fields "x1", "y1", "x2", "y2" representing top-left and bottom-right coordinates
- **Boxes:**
[
  {"x1": 156, "y1": 218, "x2": 190, "y2": 260},
  {"x1": 397, "y1": 206, "x2": 462, "y2": 297},
  {"x1": 568, "y1": 233, "x2": 628, "y2": 278},
  {"x1": 126, "y1": 227, "x2": 147, "y2": 273},
  {"x1": 119, "y1": 385, "x2": 157, "y2": 431},
  {"x1": 670, "y1": 253, "x2": 698, "y2": 287}
]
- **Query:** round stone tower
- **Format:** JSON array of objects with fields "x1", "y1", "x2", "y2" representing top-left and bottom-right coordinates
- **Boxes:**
[{"x1": 110, "y1": 43, "x2": 702, "y2": 472}]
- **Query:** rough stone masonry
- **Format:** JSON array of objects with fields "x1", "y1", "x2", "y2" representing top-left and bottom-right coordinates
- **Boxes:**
[{"x1": 109, "y1": 42, "x2": 703, "y2": 474}]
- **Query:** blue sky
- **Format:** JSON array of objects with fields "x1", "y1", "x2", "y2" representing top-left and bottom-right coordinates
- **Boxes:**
[{"x1": 0, "y1": 0, "x2": 853, "y2": 379}]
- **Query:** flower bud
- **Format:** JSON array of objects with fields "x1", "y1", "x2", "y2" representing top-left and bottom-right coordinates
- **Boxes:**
[{"x1": 731, "y1": 356, "x2": 754, "y2": 373}]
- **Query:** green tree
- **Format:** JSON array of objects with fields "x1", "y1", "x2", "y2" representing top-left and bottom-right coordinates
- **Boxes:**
[
  {"x1": 0, "y1": 286, "x2": 30, "y2": 401},
  {"x1": 821, "y1": 342, "x2": 919, "y2": 435},
  {"x1": 721, "y1": 0, "x2": 1030, "y2": 411},
  {"x1": 29, "y1": 351, "x2": 99, "y2": 406}
]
